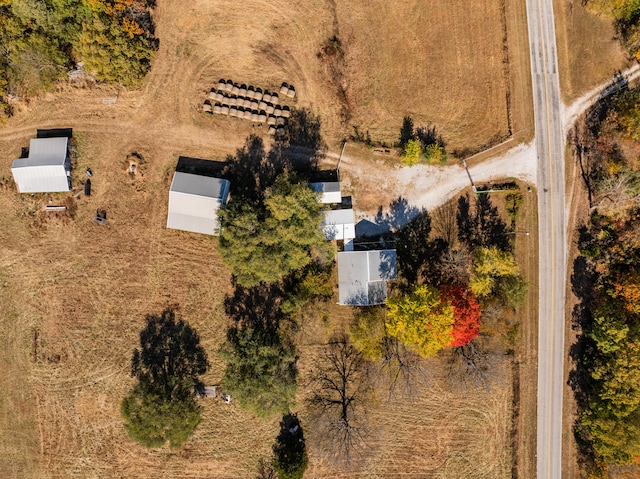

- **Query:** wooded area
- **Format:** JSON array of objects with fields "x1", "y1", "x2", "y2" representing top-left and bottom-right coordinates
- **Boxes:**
[
  {"x1": 0, "y1": 0, "x2": 156, "y2": 122},
  {"x1": 572, "y1": 85, "x2": 640, "y2": 478}
]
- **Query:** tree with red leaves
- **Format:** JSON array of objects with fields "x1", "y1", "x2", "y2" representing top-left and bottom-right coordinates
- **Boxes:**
[{"x1": 441, "y1": 285, "x2": 481, "y2": 347}]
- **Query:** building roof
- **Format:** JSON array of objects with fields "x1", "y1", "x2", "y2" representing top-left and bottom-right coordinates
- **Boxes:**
[
  {"x1": 12, "y1": 137, "x2": 68, "y2": 168},
  {"x1": 11, "y1": 137, "x2": 70, "y2": 193},
  {"x1": 310, "y1": 181, "x2": 342, "y2": 204},
  {"x1": 337, "y1": 250, "x2": 397, "y2": 306},
  {"x1": 167, "y1": 172, "x2": 230, "y2": 236},
  {"x1": 170, "y1": 171, "x2": 229, "y2": 200},
  {"x1": 321, "y1": 208, "x2": 355, "y2": 240},
  {"x1": 310, "y1": 181, "x2": 340, "y2": 193}
]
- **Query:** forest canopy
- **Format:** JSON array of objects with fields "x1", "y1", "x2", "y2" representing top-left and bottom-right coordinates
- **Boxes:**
[
  {"x1": 574, "y1": 86, "x2": 640, "y2": 475},
  {"x1": 0, "y1": 0, "x2": 156, "y2": 122}
]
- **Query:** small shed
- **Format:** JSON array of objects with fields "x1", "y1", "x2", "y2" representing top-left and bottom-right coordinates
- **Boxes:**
[
  {"x1": 11, "y1": 137, "x2": 71, "y2": 193},
  {"x1": 310, "y1": 181, "x2": 341, "y2": 204},
  {"x1": 321, "y1": 208, "x2": 355, "y2": 241},
  {"x1": 337, "y1": 250, "x2": 397, "y2": 306},
  {"x1": 166, "y1": 172, "x2": 230, "y2": 235}
]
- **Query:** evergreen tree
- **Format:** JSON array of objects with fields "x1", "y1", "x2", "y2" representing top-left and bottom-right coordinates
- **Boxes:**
[{"x1": 272, "y1": 414, "x2": 308, "y2": 479}]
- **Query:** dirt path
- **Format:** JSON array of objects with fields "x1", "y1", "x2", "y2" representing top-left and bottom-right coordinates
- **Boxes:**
[
  {"x1": 562, "y1": 63, "x2": 640, "y2": 135},
  {"x1": 329, "y1": 142, "x2": 536, "y2": 221}
]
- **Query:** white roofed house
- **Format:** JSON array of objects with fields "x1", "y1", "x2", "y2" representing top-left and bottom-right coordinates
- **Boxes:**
[
  {"x1": 310, "y1": 181, "x2": 341, "y2": 204},
  {"x1": 321, "y1": 208, "x2": 356, "y2": 250},
  {"x1": 337, "y1": 249, "x2": 397, "y2": 306},
  {"x1": 11, "y1": 137, "x2": 71, "y2": 193},
  {"x1": 166, "y1": 172, "x2": 230, "y2": 236}
]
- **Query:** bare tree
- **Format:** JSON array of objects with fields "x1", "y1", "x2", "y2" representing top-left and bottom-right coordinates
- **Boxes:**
[
  {"x1": 440, "y1": 243, "x2": 472, "y2": 285},
  {"x1": 447, "y1": 341, "x2": 490, "y2": 390},
  {"x1": 308, "y1": 335, "x2": 370, "y2": 465},
  {"x1": 378, "y1": 336, "x2": 426, "y2": 402},
  {"x1": 592, "y1": 172, "x2": 640, "y2": 214},
  {"x1": 432, "y1": 200, "x2": 458, "y2": 248}
]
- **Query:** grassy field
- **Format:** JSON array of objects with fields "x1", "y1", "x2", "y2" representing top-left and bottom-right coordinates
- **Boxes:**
[
  {"x1": 0, "y1": 131, "x2": 520, "y2": 478},
  {"x1": 0, "y1": 144, "x2": 532, "y2": 479},
  {"x1": 0, "y1": 0, "x2": 536, "y2": 477},
  {"x1": 554, "y1": 0, "x2": 631, "y2": 104}
]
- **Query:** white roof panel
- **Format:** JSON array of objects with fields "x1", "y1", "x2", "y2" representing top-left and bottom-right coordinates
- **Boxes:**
[
  {"x1": 29, "y1": 137, "x2": 68, "y2": 161},
  {"x1": 11, "y1": 137, "x2": 71, "y2": 193},
  {"x1": 322, "y1": 209, "x2": 355, "y2": 240},
  {"x1": 170, "y1": 172, "x2": 230, "y2": 201},
  {"x1": 310, "y1": 182, "x2": 341, "y2": 204},
  {"x1": 337, "y1": 249, "x2": 397, "y2": 305},
  {"x1": 166, "y1": 172, "x2": 230, "y2": 236}
]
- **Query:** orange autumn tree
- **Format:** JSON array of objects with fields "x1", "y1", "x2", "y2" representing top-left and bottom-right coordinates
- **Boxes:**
[{"x1": 441, "y1": 285, "x2": 481, "y2": 347}]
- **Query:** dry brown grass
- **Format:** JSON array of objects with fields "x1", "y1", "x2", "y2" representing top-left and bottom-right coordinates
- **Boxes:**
[
  {"x1": 331, "y1": 0, "x2": 511, "y2": 151},
  {"x1": 295, "y1": 334, "x2": 514, "y2": 479},
  {"x1": 0, "y1": 0, "x2": 534, "y2": 477},
  {"x1": 554, "y1": 0, "x2": 631, "y2": 104},
  {"x1": 0, "y1": 134, "x2": 517, "y2": 479},
  {"x1": 7, "y1": 0, "x2": 527, "y2": 155}
]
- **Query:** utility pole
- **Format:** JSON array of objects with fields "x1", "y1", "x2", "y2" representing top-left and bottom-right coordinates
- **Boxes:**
[{"x1": 461, "y1": 158, "x2": 477, "y2": 193}]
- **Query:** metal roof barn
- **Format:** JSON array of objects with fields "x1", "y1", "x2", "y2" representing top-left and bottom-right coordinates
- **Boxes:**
[
  {"x1": 11, "y1": 137, "x2": 71, "y2": 193},
  {"x1": 166, "y1": 172, "x2": 230, "y2": 235},
  {"x1": 310, "y1": 181, "x2": 341, "y2": 204},
  {"x1": 321, "y1": 208, "x2": 355, "y2": 241},
  {"x1": 337, "y1": 250, "x2": 397, "y2": 306}
]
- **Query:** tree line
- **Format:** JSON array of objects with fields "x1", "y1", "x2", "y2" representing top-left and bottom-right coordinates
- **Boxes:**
[
  {"x1": 571, "y1": 86, "x2": 640, "y2": 477},
  {"x1": 0, "y1": 0, "x2": 157, "y2": 122}
]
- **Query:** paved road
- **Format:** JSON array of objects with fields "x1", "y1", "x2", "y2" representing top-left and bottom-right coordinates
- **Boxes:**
[{"x1": 524, "y1": 0, "x2": 566, "y2": 477}]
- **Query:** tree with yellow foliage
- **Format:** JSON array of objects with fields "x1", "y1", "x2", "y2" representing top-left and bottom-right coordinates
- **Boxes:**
[
  {"x1": 386, "y1": 284, "x2": 455, "y2": 357},
  {"x1": 470, "y1": 246, "x2": 528, "y2": 307}
]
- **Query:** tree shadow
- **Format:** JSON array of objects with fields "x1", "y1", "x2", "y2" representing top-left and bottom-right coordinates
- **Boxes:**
[
  {"x1": 273, "y1": 107, "x2": 326, "y2": 175},
  {"x1": 374, "y1": 196, "x2": 422, "y2": 232},
  {"x1": 131, "y1": 307, "x2": 209, "y2": 401},
  {"x1": 222, "y1": 135, "x2": 274, "y2": 205},
  {"x1": 221, "y1": 280, "x2": 298, "y2": 415},
  {"x1": 394, "y1": 209, "x2": 447, "y2": 285},
  {"x1": 272, "y1": 413, "x2": 307, "y2": 478},
  {"x1": 456, "y1": 194, "x2": 511, "y2": 252},
  {"x1": 224, "y1": 279, "x2": 286, "y2": 330},
  {"x1": 223, "y1": 110, "x2": 326, "y2": 205},
  {"x1": 399, "y1": 116, "x2": 414, "y2": 150},
  {"x1": 352, "y1": 197, "x2": 422, "y2": 252},
  {"x1": 567, "y1": 224, "x2": 599, "y2": 465},
  {"x1": 416, "y1": 124, "x2": 446, "y2": 149}
]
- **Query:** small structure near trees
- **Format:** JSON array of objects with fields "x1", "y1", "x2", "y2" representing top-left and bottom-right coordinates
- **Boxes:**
[
  {"x1": 167, "y1": 171, "x2": 230, "y2": 236},
  {"x1": 310, "y1": 180, "x2": 341, "y2": 204},
  {"x1": 11, "y1": 134, "x2": 71, "y2": 193},
  {"x1": 321, "y1": 208, "x2": 355, "y2": 244}
]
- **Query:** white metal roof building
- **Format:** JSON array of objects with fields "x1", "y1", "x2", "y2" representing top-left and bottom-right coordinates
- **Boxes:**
[
  {"x1": 321, "y1": 209, "x2": 355, "y2": 241},
  {"x1": 11, "y1": 137, "x2": 71, "y2": 193},
  {"x1": 310, "y1": 181, "x2": 341, "y2": 204},
  {"x1": 166, "y1": 172, "x2": 230, "y2": 236},
  {"x1": 337, "y1": 250, "x2": 397, "y2": 306}
]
